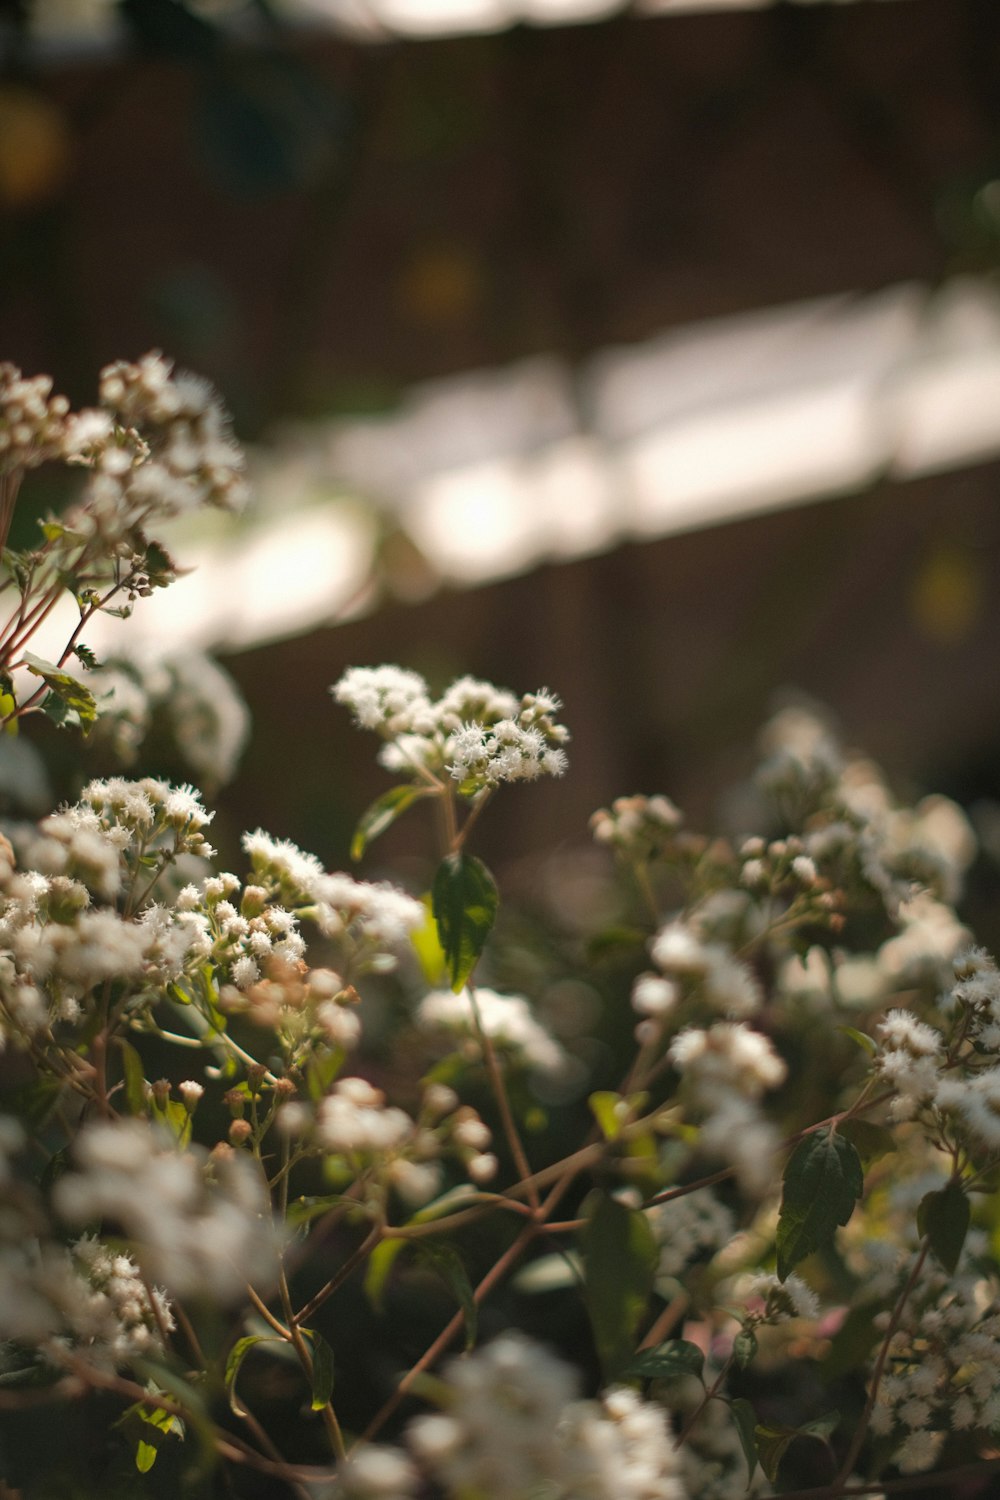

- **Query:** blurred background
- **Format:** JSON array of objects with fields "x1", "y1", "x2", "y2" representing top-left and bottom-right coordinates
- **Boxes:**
[{"x1": 3, "y1": 0, "x2": 1000, "y2": 908}]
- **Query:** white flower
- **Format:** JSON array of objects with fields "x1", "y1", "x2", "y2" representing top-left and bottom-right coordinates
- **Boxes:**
[
  {"x1": 418, "y1": 986, "x2": 566, "y2": 1075},
  {"x1": 53, "y1": 1120, "x2": 282, "y2": 1302}
]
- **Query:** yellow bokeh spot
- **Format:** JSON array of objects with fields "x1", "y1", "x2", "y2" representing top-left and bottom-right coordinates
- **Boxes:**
[
  {"x1": 396, "y1": 245, "x2": 482, "y2": 327},
  {"x1": 0, "y1": 87, "x2": 71, "y2": 207},
  {"x1": 909, "y1": 544, "x2": 984, "y2": 645}
]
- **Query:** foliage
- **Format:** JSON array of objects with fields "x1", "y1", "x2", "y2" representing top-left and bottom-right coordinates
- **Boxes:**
[{"x1": 2, "y1": 357, "x2": 1000, "y2": 1500}]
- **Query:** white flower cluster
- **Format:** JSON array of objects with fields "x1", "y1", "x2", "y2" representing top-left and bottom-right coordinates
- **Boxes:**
[
  {"x1": 86, "y1": 648, "x2": 250, "y2": 788},
  {"x1": 417, "y1": 985, "x2": 566, "y2": 1077},
  {"x1": 668, "y1": 1022, "x2": 786, "y2": 1194},
  {"x1": 38, "y1": 1238, "x2": 174, "y2": 1374},
  {"x1": 1, "y1": 1235, "x2": 173, "y2": 1376},
  {"x1": 868, "y1": 1253, "x2": 1000, "y2": 1473},
  {"x1": 178, "y1": 870, "x2": 306, "y2": 995},
  {"x1": 314, "y1": 1076, "x2": 495, "y2": 1205},
  {"x1": 590, "y1": 794, "x2": 683, "y2": 858},
  {"x1": 90, "y1": 351, "x2": 247, "y2": 514},
  {"x1": 241, "y1": 829, "x2": 423, "y2": 976},
  {"x1": 332, "y1": 666, "x2": 569, "y2": 791},
  {"x1": 0, "y1": 363, "x2": 70, "y2": 471},
  {"x1": 648, "y1": 920, "x2": 763, "y2": 1020},
  {"x1": 645, "y1": 1189, "x2": 735, "y2": 1281},
  {"x1": 756, "y1": 706, "x2": 975, "y2": 920},
  {"x1": 54, "y1": 1119, "x2": 283, "y2": 1302},
  {"x1": 736, "y1": 1271, "x2": 820, "y2": 1324},
  {"x1": 341, "y1": 1333, "x2": 687, "y2": 1500}
]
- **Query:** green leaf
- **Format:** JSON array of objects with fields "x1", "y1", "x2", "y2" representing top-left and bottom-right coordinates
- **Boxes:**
[
  {"x1": 918, "y1": 1181, "x2": 970, "y2": 1274},
  {"x1": 417, "y1": 1242, "x2": 478, "y2": 1350},
  {"x1": 118, "y1": 1038, "x2": 148, "y2": 1117},
  {"x1": 432, "y1": 853, "x2": 499, "y2": 992},
  {"x1": 624, "y1": 1339, "x2": 705, "y2": 1382},
  {"x1": 351, "y1": 784, "x2": 426, "y2": 861},
  {"x1": 580, "y1": 1190, "x2": 657, "y2": 1380},
  {"x1": 364, "y1": 1238, "x2": 406, "y2": 1312},
  {"x1": 837, "y1": 1118, "x2": 896, "y2": 1167},
  {"x1": 730, "y1": 1397, "x2": 759, "y2": 1482},
  {"x1": 837, "y1": 1025, "x2": 877, "y2": 1057},
  {"x1": 411, "y1": 895, "x2": 449, "y2": 985},
  {"x1": 0, "y1": 690, "x2": 16, "y2": 736},
  {"x1": 733, "y1": 1327, "x2": 758, "y2": 1370},
  {"x1": 776, "y1": 1130, "x2": 863, "y2": 1281},
  {"x1": 589, "y1": 1091, "x2": 625, "y2": 1141},
  {"x1": 118, "y1": 1401, "x2": 184, "y2": 1475},
  {"x1": 754, "y1": 1425, "x2": 794, "y2": 1485},
  {"x1": 71, "y1": 642, "x2": 99, "y2": 670},
  {"x1": 224, "y1": 1334, "x2": 279, "y2": 1416},
  {"x1": 755, "y1": 1411, "x2": 840, "y2": 1483},
  {"x1": 22, "y1": 653, "x2": 97, "y2": 733},
  {"x1": 303, "y1": 1328, "x2": 335, "y2": 1409}
]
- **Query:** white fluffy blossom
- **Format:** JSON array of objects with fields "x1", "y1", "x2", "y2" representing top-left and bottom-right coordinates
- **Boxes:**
[
  {"x1": 418, "y1": 985, "x2": 566, "y2": 1075},
  {"x1": 54, "y1": 1120, "x2": 283, "y2": 1302}
]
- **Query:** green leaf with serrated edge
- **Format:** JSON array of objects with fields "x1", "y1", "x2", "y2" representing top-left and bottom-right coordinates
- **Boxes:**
[
  {"x1": 838, "y1": 1025, "x2": 877, "y2": 1056},
  {"x1": 351, "y1": 784, "x2": 426, "y2": 861},
  {"x1": 364, "y1": 1238, "x2": 406, "y2": 1312},
  {"x1": 624, "y1": 1340, "x2": 705, "y2": 1382},
  {"x1": 417, "y1": 1243, "x2": 478, "y2": 1351},
  {"x1": 580, "y1": 1190, "x2": 657, "y2": 1380},
  {"x1": 303, "y1": 1328, "x2": 335, "y2": 1409},
  {"x1": 118, "y1": 1038, "x2": 148, "y2": 1117},
  {"x1": 589, "y1": 1091, "x2": 624, "y2": 1141},
  {"x1": 733, "y1": 1327, "x2": 758, "y2": 1370},
  {"x1": 918, "y1": 1181, "x2": 970, "y2": 1274},
  {"x1": 730, "y1": 1397, "x2": 758, "y2": 1482},
  {"x1": 22, "y1": 653, "x2": 97, "y2": 730},
  {"x1": 224, "y1": 1335, "x2": 280, "y2": 1416},
  {"x1": 837, "y1": 1118, "x2": 896, "y2": 1167},
  {"x1": 432, "y1": 853, "x2": 499, "y2": 992},
  {"x1": 776, "y1": 1130, "x2": 863, "y2": 1281}
]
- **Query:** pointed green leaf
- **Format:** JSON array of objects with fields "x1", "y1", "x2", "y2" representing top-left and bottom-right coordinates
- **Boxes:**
[
  {"x1": 837, "y1": 1026, "x2": 877, "y2": 1057},
  {"x1": 755, "y1": 1426, "x2": 794, "y2": 1485},
  {"x1": 418, "y1": 1242, "x2": 478, "y2": 1350},
  {"x1": 303, "y1": 1328, "x2": 335, "y2": 1409},
  {"x1": 730, "y1": 1397, "x2": 758, "y2": 1482},
  {"x1": 733, "y1": 1327, "x2": 758, "y2": 1370},
  {"x1": 411, "y1": 895, "x2": 449, "y2": 985},
  {"x1": 754, "y1": 1411, "x2": 839, "y2": 1484},
  {"x1": 589, "y1": 1091, "x2": 625, "y2": 1141},
  {"x1": 580, "y1": 1190, "x2": 657, "y2": 1380},
  {"x1": 776, "y1": 1130, "x2": 863, "y2": 1281},
  {"x1": 118, "y1": 1038, "x2": 148, "y2": 1117},
  {"x1": 224, "y1": 1335, "x2": 279, "y2": 1416},
  {"x1": 918, "y1": 1181, "x2": 970, "y2": 1274},
  {"x1": 22, "y1": 652, "x2": 97, "y2": 732},
  {"x1": 0, "y1": 690, "x2": 16, "y2": 736},
  {"x1": 364, "y1": 1238, "x2": 406, "y2": 1312},
  {"x1": 432, "y1": 853, "x2": 499, "y2": 992},
  {"x1": 624, "y1": 1339, "x2": 705, "y2": 1382},
  {"x1": 351, "y1": 784, "x2": 426, "y2": 862}
]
